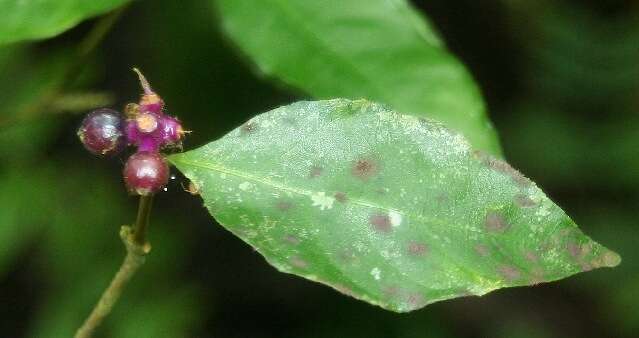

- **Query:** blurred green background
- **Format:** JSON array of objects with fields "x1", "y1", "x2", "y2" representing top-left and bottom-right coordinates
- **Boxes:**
[{"x1": 1, "y1": 0, "x2": 638, "y2": 337}]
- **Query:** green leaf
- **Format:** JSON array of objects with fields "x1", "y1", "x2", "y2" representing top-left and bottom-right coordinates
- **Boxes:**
[
  {"x1": 214, "y1": 0, "x2": 502, "y2": 156},
  {"x1": 169, "y1": 99, "x2": 619, "y2": 312},
  {"x1": 0, "y1": 0, "x2": 129, "y2": 46}
]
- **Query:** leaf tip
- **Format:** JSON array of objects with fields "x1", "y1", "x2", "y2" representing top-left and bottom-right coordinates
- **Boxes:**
[{"x1": 599, "y1": 249, "x2": 621, "y2": 268}]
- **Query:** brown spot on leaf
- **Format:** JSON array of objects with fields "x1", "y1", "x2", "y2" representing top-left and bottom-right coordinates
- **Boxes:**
[
  {"x1": 283, "y1": 234, "x2": 301, "y2": 245},
  {"x1": 497, "y1": 265, "x2": 521, "y2": 282},
  {"x1": 334, "y1": 284, "x2": 356, "y2": 298},
  {"x1": 485, "y1": 211, "x2": 510, "y2": 233},
  {"x1": 276, "y1": 201, "x2": 293, "y2": 211},
  {"x1": 559, "y1": 228, "x2": 575, "y2": 237},
  {"x1": 309, "y1": 165, "x2": 323, "y2": 178},
  {"x1": 580, "y1": 262, "x2": 593, "y2": 271},
  {"x1": 524, "y1": 251, "x2": 539, "y2": 263},
  {"x1": 290, "y1": 256, "x2": 308, "y2": 269},
  {"x1": 369, "y1": 214, "x2": 392, "y2": 233},
  {"x1": 407, "y1": 241, "x2": 428, "y2": 256},
  {"x1": 352, "y1": 158, "x2": 379, "y2": 180},
  {"x1": 334, "y1": 192, "x2": 348, "y2": 203},
  {"x1": 567, "y1": 241, "x2": 583, "y2": 258},
  {"x1": 474, "y1": 244, "x2": 490, "y2": 257},
  {"x1": 474, "y1": 151, "x2": 532, "y2": 187},
  {"x1": 375, "y1": 187, "x2": 388, "y2": 195},
  {"x1": 514, "y1": 194, "x2": 536, "y2": 207},
  {"x1": 406, "y1": 293, "x2": 427, "y2": 308},
  {"x1": 382, "y1": 285, "x2": 400, "y2": 299},
  {"x1": 337, "y1": 249, "x2": 357, "y2": 263},
  {"x1": 567, "y1": 241, "x2": 593, "y2": 263},
  {"x1": 436, "y1": 192, "x2": 449, "y2": 204},
  {"x1": 530, "y1": 267, "x2": 545, "y2": 283}
]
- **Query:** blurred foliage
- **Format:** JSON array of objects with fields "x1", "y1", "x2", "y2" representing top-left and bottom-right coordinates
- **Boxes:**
[
  {"x1": 215, "y1": 0, "x2": 502, "y2": 155},
  {"x1": 0, "y1": 0, "x2": 130, "y2": 46},
  {"x1": 0, "y1": 0, "x2": 637, "y2": 337}
]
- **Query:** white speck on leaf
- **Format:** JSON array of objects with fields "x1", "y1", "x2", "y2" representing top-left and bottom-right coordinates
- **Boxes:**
[
  {"x1": 371, "y1": 267, "x2": 381, "y2": 280},
  {"x1": 239, "y1": 182, "x2": 253, "y2": 191},
  {"x1": 536, "y1": 203, "x2": 551, "y2": 218},
  {"x1": 311, "y1": 192, "x2": 334, "y2": 210},
  {"x1": 389, "y1": 210, "x2": 402, "y2": 227}
]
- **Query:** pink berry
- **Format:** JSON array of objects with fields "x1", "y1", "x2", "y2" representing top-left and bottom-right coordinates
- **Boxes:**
[
  {"x1": 77, "y1": 108, "x2": 125, "y2": 156},
  {"x1": 123, "y1": 152, "x2": 169, "y2": 195},
  {"x1": 159, "y1": 115, "x2": 184, "y2": 144},
  {"x1": 125, "y1": 115, "x2": 161, "y2": 153}
]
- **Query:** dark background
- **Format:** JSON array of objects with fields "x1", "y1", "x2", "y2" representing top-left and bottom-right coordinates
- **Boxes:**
[{"x1": 1, "y1": 0, "x2": 637, "y2": 337}]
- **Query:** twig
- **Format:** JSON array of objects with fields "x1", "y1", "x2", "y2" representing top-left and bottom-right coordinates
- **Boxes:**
[{"x1": 74, "y1": 195, "x2": 154, "y2": 338}]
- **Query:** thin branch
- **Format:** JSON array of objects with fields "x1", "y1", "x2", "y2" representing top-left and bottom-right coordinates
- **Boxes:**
[
  {"x1": 74, "y1": 195, "x2": 154, "y2": 338},
  {"x1": 133, "y1": 195, "x2": 154, "y2": 245}
]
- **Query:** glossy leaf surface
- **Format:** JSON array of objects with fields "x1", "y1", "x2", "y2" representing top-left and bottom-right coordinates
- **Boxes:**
[
  {"x1": 170, "y1": 99, "x2": 619, "y2": 312},
  {"x1": 0, "y1": 0, "x2": 129, "y2": 45},
  {"x1": 214, "y1": 0, "x2": 502, "y2": 156}
]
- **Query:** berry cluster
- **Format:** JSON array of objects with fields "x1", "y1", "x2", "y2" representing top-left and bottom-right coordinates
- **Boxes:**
[{"x1": 78, "y1": 69, "x2": 185, "y2": 195}]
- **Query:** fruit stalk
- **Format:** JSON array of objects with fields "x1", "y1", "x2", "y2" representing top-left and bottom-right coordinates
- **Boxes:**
[
  {"x1": 74, "y1": 195, "x2": 153, "y2": 338},
  {"x1": 133, "y1": 195, "x2": 153, "y2": 245}
]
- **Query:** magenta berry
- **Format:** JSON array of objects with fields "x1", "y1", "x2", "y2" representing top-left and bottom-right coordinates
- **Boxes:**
[
  {"x1": 124, "y1": 69, "x2": 185, "y2": 152},
  {"x1": 77, "y1": 108, "x2": 125, "y2": 156},
  {"x1": 123, "y1": 152, "x2": 169, "y2": 195},
  {"x1": 159, "y1": 115, "x2": 184, "y2": 144}
]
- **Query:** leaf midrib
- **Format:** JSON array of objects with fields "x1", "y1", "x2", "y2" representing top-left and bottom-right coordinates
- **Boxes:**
[{"x1": 172, "y1": 156, "x2": 488, "y2": 287}]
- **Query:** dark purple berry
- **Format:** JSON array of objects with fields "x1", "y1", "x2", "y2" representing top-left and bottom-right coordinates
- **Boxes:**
[
  {"x1": 123, "y1": 152, "x2": 169, "y2": 195},
  {"x1": 78, "y1": 108, "x2": 125, "y2": 156}
]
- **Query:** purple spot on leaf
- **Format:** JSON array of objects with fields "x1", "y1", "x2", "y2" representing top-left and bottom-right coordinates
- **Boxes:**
[
  {"x1": 276, "y1": 201, "x2": 293, "y2": 211},
  {"x1": 514, "y1": 194, "x2": 536, "y2": 207},
  {"x1": 485, "y1": 211, "x2": 510, "y2": 233},
  {"x1": 381, "y1": 285, "x2": 400, "y2": 299},
  {"x1": 524, "y1": 251, "x2": 539, "y2": 263},
  {"x1": 283, "y1": 234, "x2": 301, "y2": 245},
  {"x1": 352, "y1": 158, "x2": 379, "y2": 180},
  {"x1": 334, "y1": 284, "x2": 356, "y2": 298},
  {"x1": 406, "y1": 293, "x2": 427, "y2": 308},
  {"x1": 290, "y1": 256, "x2": 308, "y2": 269},
  {"x1": 338, "y1": 249, "x2": 357, "y2": 263},
  {"x1": 334, "y1": 192, "x2": 348, "y2": 203},
  {"x1": 497, "y1": 265, "x2": 521, "y2": 282},
  {"x1": 309, "y1": 165, "x2": 323, "y2": 178},
  {"x1": 567, "y1": 242, "x2": 582, "y2": 258},
  {"x1": 475, "y1": 151, "x2": 532, "y2": 187},
  {"x1": 407, "y1": 241, "x2": 428, "y2": 256},
  {"x1": 369, "y1": 214, "x2": 392, "y2": 233},
  {"x1": 474, "y1": 244, "x2": 490, "y2": 257}
]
